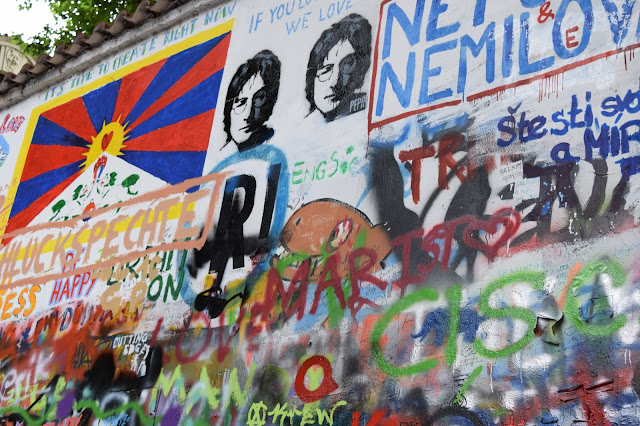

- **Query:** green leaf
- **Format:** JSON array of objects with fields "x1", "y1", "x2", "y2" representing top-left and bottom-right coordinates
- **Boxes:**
[{"x1": 16, "y1": 0, "x2": 141, "y2": 56}]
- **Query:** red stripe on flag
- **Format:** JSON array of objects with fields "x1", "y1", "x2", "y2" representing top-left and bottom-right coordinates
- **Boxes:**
[
  {"x1": 123, "y1": 110, "x2": 215, "y2": 152},
  {"x1": 20, "y1": 145, "x2": 86, "y2": 182},
  {"x1": 41, "y1": 98, "x2": 96, "y2": 141},
  {"x1": 112, "y1": 60, "x2": 166, "y2": 124},
  {"x1": 130, "y1": 34, "x2": 230, "y2": 130}
]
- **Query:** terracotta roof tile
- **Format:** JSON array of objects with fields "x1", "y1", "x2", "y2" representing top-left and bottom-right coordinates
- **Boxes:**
[{"x1": 0, "y1": 0, "x2": 193, "y2": 97}]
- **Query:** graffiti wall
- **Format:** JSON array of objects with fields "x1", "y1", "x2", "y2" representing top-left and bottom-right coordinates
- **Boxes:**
[{"x1": 2, "y1": 0, "x2": 640, "y2": 423}]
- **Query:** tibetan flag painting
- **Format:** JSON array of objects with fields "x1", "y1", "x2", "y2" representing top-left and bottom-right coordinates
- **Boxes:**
[{"x1": 7, "y1": 25, "x2": 232, "y2": 235}]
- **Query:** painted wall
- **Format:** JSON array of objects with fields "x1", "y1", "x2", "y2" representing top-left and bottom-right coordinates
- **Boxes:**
[{"x1": 0, "y1": 0, "x2": 640, "y2": 424}]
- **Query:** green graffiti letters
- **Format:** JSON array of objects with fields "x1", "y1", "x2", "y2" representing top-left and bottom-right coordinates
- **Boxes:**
[{"x1": 473, "y1": 271, "x2": 545, "y2": 358}]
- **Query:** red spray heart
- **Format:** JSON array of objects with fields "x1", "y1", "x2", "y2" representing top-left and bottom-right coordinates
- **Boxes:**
[
  {"x1": 463, "y1": 208, "x2": 521, "y2": 262},
  {"x1": 101, "y1": 131, "x2": 114, "y2": 151}
]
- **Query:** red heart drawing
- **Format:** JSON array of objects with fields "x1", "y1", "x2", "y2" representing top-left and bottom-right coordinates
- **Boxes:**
[
  {"x1": 101, "y1": 131, "x2": 114, "y2": 151},
  {"x1": 463, "y1": 208, "x2": 521, "y2": 262}
]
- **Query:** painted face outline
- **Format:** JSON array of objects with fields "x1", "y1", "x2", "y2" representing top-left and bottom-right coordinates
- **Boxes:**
[
  {"x1": 313, "y1": 40, "x2": 357, "y2": 116},
  {"x1": 273, "y1": 199, "x2": 392, "y2": 283},
  {"x1": 230, "y1": 73, "x2": 266, "y2": 146}
]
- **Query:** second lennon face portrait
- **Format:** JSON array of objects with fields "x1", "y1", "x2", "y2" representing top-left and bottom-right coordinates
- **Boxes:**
[
  {"x1": 313, "y1": 40, "x2": 358, "y2": 116},
  {"x1": 306, "y1": 14, "x2": 372, "y2": 122}
]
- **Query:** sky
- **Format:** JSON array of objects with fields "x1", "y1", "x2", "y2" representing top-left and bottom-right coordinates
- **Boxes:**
[{"x1": 0, "y1": 0, "x2": 61, "y2": 40}]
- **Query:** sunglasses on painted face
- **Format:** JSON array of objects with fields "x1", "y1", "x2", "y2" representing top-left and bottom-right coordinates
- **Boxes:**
[
  {"x1": 232, "y1": 88, "x2": 267, "y2": 115},
  {"x1": 316, "y1": 54, "x2": 357, "y2": 82}
]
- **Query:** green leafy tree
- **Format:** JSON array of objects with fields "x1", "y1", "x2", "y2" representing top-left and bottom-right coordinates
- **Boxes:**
[
  {"x1": 50, "y1": 199, "x2": 65, "y2": 220},
  {"x1": 122, "y1": 174, "x2": 140, "y2": 195},
  {"x1": 72, "y1": 184, "x2": 84, "y2": 201},
  {"x1": 11, "y1": 0, "x2": 140, "y2": 57},
  {"x1": 108, "y1": 171, "x2": 117, "y2": 186}
]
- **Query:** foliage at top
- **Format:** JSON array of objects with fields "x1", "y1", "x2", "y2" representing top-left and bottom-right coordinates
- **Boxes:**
[{"x1": 11, "y1": 0, "x2": 140, "y2": 58}]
